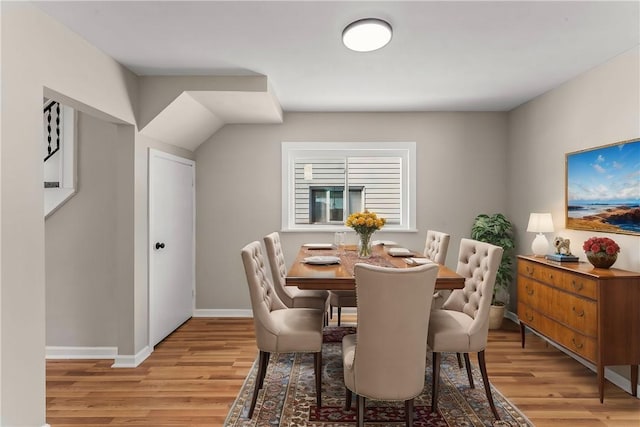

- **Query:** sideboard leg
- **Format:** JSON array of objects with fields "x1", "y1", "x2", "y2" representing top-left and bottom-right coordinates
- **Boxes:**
[
  {"x1": 631, "y1": 365, "x2": 638, "y2": 397},
  {"x1": 519, "y1": 322, "x2": 526, "y2": 348}
]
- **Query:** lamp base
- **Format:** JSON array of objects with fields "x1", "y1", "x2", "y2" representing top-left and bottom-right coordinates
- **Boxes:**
[{"x1": 531, "y1": 233, "x2": 549, "y2": 257}]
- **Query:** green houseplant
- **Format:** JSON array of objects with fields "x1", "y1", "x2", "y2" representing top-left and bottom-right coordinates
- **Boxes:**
[{"x1": 471, "y1": 213, "x2": 515, "y2": 328}]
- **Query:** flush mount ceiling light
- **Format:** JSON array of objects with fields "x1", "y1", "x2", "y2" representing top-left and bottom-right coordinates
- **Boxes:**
[{"x1": 342, "y1": 18, "x2": 392, "y2": 52}]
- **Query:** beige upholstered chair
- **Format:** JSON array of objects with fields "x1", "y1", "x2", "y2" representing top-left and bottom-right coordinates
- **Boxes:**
[
  {"x1": 343, "y1": 263, "x2": 439, "y2": 427},
  {"x1": 240, "y1": 241, "x2": 324, "y2": 418},
  {"x1": 424, "y1": 230, "x2": 451, "y2": 310},
  {"x1": 263, "y1": 232, "x2": 329, "y2": 313},
  {"x1": 427, "y1": 238, "x2": 503, "y2": 420},
  {"x1": 423, "y1": 230, "x2": 450, "y2": 264},
  {"x1": 329, "y1": 290, "x2": 357, "y2": 326}
]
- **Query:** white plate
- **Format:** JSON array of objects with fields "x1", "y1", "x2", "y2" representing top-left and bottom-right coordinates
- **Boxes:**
[
  {"x1": 388, "y1": 247, "x2": 413, "y2": 257},
  {"x1": 372, "y1": 240, "x2": 398, "y2": 246},
  {"x1": 303, "y1": 256, "x2": 341, "y2": 265},
  {"x1": 303, "y1": 243, "x2": 335, "y2": 249}
]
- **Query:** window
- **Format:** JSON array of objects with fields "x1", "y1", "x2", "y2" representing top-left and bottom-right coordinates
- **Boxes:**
[
  {"x1": 282, "y1": 142, "x2": 416, "y2": 231},
  {"x1": 309, "y1": 185, "x2": 363, "y2": 223}
]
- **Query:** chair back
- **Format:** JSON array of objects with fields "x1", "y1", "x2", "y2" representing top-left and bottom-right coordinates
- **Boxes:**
[
  {"x1": 241, "y1": 241, "x2": 287, "y2": 350},
  {"x1": 423, "y1": 230, "x2": 451, "y2": 264},
  {"x1": 263, "y1": 232, "x2": 295, "y2": 306},
  {"x1": 353, "y1": 262, "x2": 439, "y2": 400},
  {"x1": 442, "y1": 238, "x2": 503, "y2": 347}
]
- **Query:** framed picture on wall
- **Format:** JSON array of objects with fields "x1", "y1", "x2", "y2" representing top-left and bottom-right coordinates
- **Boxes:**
[{"x1": 565, "y1": 137, "x2": 640, "y2": 236}]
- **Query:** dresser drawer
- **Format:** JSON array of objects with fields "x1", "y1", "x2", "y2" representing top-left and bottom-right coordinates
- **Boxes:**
[
  {"x1": 553, "y1": 320, "x2": 597, "y2": 363},
  {"x1": 518, "y1": 302, "x2": 596, "y2": 362},
  {"x1": 518, "y1": 277, "x2": 551, "y2": 313},
  {"x1": 560, "y1": 273, "x2": 597, "y2": 300},
  {"x1": 518, "y1": 260, "x2": 563, "y2": 287},
  {"x1": 552, "y1": 291, "x2": 597, "y2": 337}
]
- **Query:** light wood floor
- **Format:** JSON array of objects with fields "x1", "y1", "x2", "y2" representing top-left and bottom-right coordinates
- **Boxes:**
[{"x1": 46, "y1": 316, "x2": 640, "y2": 426}]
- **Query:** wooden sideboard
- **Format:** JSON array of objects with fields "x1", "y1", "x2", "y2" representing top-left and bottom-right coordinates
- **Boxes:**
[{"x1": 517, "y1": 255, "x2": 640, "y2": 402}]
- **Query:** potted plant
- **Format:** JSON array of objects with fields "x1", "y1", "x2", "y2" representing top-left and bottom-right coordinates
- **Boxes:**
[{"x1": 471, "y1": 213, "x2": 515, "y2": 329}]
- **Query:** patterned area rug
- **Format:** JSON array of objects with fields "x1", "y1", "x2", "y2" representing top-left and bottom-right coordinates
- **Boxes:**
[{"x1": 224, "y1": 327, "x2": 532, "y2": 426}]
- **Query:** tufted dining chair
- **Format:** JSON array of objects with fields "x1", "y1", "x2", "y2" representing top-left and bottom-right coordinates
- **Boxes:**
[
  {"x1": 263, "y1": 232, "x2": 329, "y2": 318},
  {"x1": 241, "y1": 241, "x2": 324, "y2": 418},
  {"x1": 423, "y1": 230, "x2": 451, "y2": 310},
  {"x1": 343, "y1": 263, "x2": 439, "y2": 427},
  {"x1": 329, "y1": 290, "x2": 357, "y2": 326},
  {"x1": 427, "y1": 238, "x2": 503, "y2": 420}
]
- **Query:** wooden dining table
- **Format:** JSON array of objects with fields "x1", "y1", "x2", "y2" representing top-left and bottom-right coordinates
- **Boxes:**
[{"x1": 286, "y1": 244, "x2": 464, "y2": 291}]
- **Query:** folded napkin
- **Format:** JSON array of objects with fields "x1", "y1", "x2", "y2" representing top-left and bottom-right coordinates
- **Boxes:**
[
  {"x1": 372, "y1": 240, "x2": 398, "y2": 246},
  {"x1": 404, "y1": 257, "x2": 434, "y2": 265},
  {"x1": 388, "y1": 247, "x2": 412, "y2": 257}
]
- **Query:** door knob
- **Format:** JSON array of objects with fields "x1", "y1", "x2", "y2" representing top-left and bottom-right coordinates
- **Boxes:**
[{"x1": 155, "y1": 242, "x2": 165, "y2": 250}]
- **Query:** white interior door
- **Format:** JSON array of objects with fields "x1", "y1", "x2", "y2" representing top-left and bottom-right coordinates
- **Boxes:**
[{"x1": 149, "y1": 149, "x2": 195, "y2": 348}]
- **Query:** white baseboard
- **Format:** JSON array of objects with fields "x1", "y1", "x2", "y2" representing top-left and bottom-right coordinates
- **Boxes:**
[
  {"x1": 46, "y1": 346, "x2": 117, "y2": 360},
  {"x1": 505, "y1": 310, "x2": 639, "y2": 399},
  {"x1": 193, "y1": 308, "x2": 253, "y2": 317},
  {"x1": 111, "y1": 345, "x2": 152, "y2": 368}
]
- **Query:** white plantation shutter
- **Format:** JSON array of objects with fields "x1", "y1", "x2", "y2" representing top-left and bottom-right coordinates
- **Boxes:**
[{"x1": 348, "y1": 157, "x2": 401, "y2": 224}]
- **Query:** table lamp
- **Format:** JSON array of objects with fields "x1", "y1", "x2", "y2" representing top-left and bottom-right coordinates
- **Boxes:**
[{"x1": 527, "y1": 213, "x2": 554, "y2": 256}]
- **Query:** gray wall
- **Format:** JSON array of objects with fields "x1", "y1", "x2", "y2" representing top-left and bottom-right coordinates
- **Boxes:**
[
  {"x1": 507, "y1": 47, "x2": 639, "y2": 384},
  {"x1": 195, "y1": 112, "x2": 509, "y2": 310},
  {"x1": 508, "y1": 46, "x2": 640, "y2": 284},
  {"x1": 46, "y1": 112, "x2": 118, "y2": 347}
]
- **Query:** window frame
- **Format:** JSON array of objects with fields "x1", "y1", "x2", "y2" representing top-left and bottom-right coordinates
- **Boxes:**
[{"x1": 281, "y1": 142, "x2": 416, "y2": 232}]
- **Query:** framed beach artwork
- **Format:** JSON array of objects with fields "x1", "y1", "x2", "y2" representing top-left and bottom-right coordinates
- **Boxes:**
[{"x1": 565, "y1": 138, "x2": 640, "y2": 236}]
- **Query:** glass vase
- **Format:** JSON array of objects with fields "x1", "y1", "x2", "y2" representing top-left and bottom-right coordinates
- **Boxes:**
[
  {"x1": 586, "y1": 251, "x2": 617, "y2": 269},
  {"x1": 357, "y1": 232, "x2": 374, "y2": 258}
]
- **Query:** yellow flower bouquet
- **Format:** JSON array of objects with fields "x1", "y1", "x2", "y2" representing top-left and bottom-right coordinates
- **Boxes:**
[{"x1": 345, "y1": 210, "x2": 386, "y2": 258}]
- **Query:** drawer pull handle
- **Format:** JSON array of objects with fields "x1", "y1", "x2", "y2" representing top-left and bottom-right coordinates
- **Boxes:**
[
  {"x1": 526, "y1": 286, "x2": 534, "y2": 296},
  {"x1": 526, "y1": 266, "x2": 534, "y2": 276},
  {"x1": 571, "y1": 338, "x2": 584, "y2": 349},
  {"x1": 572, "y1": 307, "x2": 585, "y2": 317},
  {"x1": 549, "y1": 274, "x2": 554, "y2": 280},
  {"x1": 572, "y1": 280, "x2": 583, "y2": 291},
  {"x1": 526, "y1": 314, "x2": 534, "y2": 322}
]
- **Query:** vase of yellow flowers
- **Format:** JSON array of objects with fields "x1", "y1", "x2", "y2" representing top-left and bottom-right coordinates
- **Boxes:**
[{"x1": 345, "y1": 210, "x2": 386, "y2": 258}]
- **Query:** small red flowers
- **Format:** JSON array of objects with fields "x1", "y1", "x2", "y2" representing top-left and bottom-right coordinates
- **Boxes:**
[{"x1": 583, "y1": 236, "x2": 621, "y2": 255}]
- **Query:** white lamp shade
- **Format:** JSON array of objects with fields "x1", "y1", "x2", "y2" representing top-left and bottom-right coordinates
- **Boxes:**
[{"x1": 527, "y1": 213, "x2": 554, "y2": 233}]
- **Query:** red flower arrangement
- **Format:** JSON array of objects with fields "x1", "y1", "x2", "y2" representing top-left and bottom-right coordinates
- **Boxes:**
[{"x1": 582, "y1": 236, "x2": 620, "y2": 256}]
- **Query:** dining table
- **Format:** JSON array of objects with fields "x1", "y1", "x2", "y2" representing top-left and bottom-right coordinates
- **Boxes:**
[{"x1": 286, "y1": 243, "x2": 465, "y2": 291}]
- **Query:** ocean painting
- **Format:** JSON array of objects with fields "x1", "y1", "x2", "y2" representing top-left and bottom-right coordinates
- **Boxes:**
[{"x1": 566, "y1": 138, "x2": 640, "y2": 236}]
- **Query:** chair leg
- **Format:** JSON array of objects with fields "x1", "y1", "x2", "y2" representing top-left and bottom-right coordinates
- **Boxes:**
[
  {"x1": 337, "y1": 306, "x2": 342, "y2": 326},
  {"x1": 463, "y1": 353, "x2": 475, "y2": 388},
  {"x1": 314, "y1": 351, "x2": 322, "y2": 408},
  {"x1": 330, "y1": 304, "x2": 334, "y2": 319},
  {"x1": 405, "y1": 398, "x2": 414, "y2": 427},
  {"x1": 345, "y1": 387, "x2": 352, "y2": 410},
  {"x1": 431, "y1": 352, "x2": 441, "y2": 414},
  {"x1": 357, "y1": 395, "x2": 365, "y2": 427},
  {"x1": 456, "y1": 352, "x2": 463, "y2": 368},
  {"x1": 478, "y1": 350, "x2": 500, "y2": 420},
  {"x1": 248, "y1": 350, "x2": 269, "y2": 418}
]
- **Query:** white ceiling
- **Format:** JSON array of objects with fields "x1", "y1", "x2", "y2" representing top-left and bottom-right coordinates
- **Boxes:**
[{"x1": 34, "y1": 1, "x2": 639, "y2": 112}]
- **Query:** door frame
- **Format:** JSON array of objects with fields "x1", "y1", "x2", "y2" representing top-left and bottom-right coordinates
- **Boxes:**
[{"x1": 148, "y1": 148, "x2": 196, "y2": 349}]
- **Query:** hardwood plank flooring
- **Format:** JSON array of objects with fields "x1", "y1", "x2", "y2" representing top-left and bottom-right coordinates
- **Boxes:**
[{"x1": 46, "y1": 317, "x2": 640, "y2": 426}]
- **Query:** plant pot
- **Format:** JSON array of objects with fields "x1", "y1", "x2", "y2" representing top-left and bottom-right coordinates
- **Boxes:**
[
  {"x1": 586, "y1": 251, "x2": 617, "y2": 269},
  {"x1": 488, "y1": 304, "x2": 505, "y2": 330}
]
